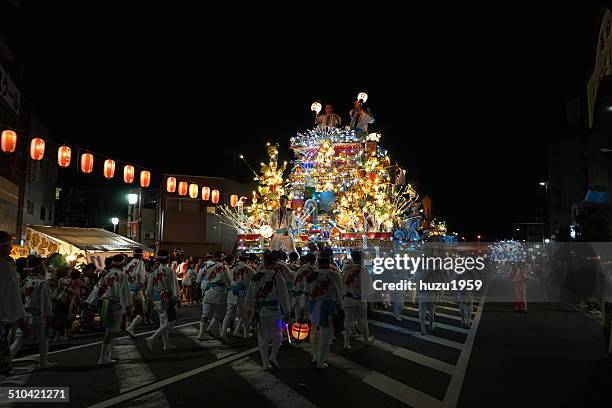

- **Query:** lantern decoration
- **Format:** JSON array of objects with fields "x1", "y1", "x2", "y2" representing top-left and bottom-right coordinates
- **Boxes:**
[
  {"x1": 311, "y1": 101, "x2": 322, "y2": 114},
  {"x1": 123, "y1": 165, "x2": 135, "y2": 184},
  {"x1": 291, "y1": 321, "x2": 310, "y2": 341},
  {"x1": 230, "y1": 194, "x2": 239, "y2": 207},
  {"x1": 201, "y1": 186, "x2": 210, "y2": 201},
  {"x1": 1, "y1": 130, "x2": 17, "y2": 153},
  {"x1": 80, "y1": 153, "x2": 94, "y2": 174},
  {"x1": 103, "y1": 159, "x2": 116, "y2": 179},
  {"x1": 189, "y1": 183, "x2": 199, "y2": 199},
  {"x1": 166, "y1": 177, "x2": 177, "y2": 193},
  {"x1": 140, "y1": 170, "x2": 151, "y2": 188},
  {"x1": 211, "y1": 189, "x2": 220, "y2": 204},
  {"x1": 57, "y1": 146, "x2": 72, "y2": 168},
  {"x1": 357, "y1": 91, "x2": 368, "y2": 103},
  {"x1": 178, "y1": 181, "x2": 188, "y2": 196},
  {"x1": 30, "y1": 138, "x2": 45, "y2": 160}
]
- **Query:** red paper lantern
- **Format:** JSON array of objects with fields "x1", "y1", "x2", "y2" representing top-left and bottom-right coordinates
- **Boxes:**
[
  {"x1": 291, "y1": 321, "x2": 310, "y2": 340},
  {"x1": 230, "y1": 194, "x2": 238, "y2": 207},
  {"x1": 211, "y1": 189, "x2": 220, "y2": 204},
  {"x1": 189, "y1": 184, "x2": 199, "y2": 199},
  {"x1": 124, "y1": 165, "x2": 135, "y2": 184},
  {"x1": 103, "y1": 159, "x2": 116, "y2": 179},
  {"x1": 30, "y1": 138, "x2": 45, "y2": 160},
  {"x1": 166, "y1": 177, "x2": 177, "y2": 193},
  {"x1": 140, "y1": 170, "x2": 151, "y2": 188},
  {"x1": 201, "y1": 186, "x2": 210, "y2": 201},
  {"x1": 81, "y1": 153, "x2": 94, "y2": 173},
  {"x1": 1, "y1": 130, "x2": 17, "y2": 153},
  {"x1": 178, "y1": 181, "x2": 188, "y2": 196},
  {"x1": 57, "y1": 146, "x2": 72, "y2": 167}
]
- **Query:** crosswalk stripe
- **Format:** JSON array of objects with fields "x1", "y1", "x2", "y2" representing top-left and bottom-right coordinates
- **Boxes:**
[
  {"x1": 372, "y1": 339, "x2": 455, "y2": 375},
  {"x1": 369, "y1": 320, "x2": 465, "y2": 350},
  {"x1": 176, "y1": 326, "x2": 235, "y2": 359},
  {"x1": 403, "y1": 306, "x2": 463, "y2": 322},
  {"x1": 436, "y1": 305, "x2": 476, "y2": 314},
  {"x1": 371, "y1": 310, "x2": 469, "y2": 334},
  {"x1": 114, "y1": 338, "x2": 170, "y2": 408}
]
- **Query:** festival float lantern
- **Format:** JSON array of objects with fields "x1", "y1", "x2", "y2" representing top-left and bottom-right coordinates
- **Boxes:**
[
  {"x1": 211, "y1": 189, "x2": 220, "y2": 204},
  {"x1": 1, "y1": 130, "x2": 17, "y2": 153},
  {"x1": 80, "y1": 153, "x2": 94, "y2": 173},
  {"x1": 230, "y1": 194, "x2": 238, "y2": 207},
  {"x1": 291, "y1": 321, "x2": 310, "y2": 341},
  {"x1": 201, "y1": 186, "x2": 210, "y2": 201},
  {"x1": 103, "y1": 159, "x2": 116, "y2": 179},
  {"x1": 311, "y1": 101, "x2": 322, "y2": 115},
  {"x1": 189, "y1": 183, "x2": 199, "y2": 199},
  {"x1": 140, "y1": 170, "x2": 151, "y2": 188},
  {"x1": 57, "y1": 146, "x2": 71, "y2": 167},
  {"x1": 30, "y1": 138, "x2": 45, "y2": 160},
  {"x1": 166, "y1": 177, "x2": 177, "y2": 193},
  {"x1": 123, "y1": 165, "x2": 135, "y2": 184},
  {"x1": 357, "y1": 91, "x2": 368, "y2": 103},
  {"x1": 178, "y1": 181, "x2": 188, "y2": 196}
]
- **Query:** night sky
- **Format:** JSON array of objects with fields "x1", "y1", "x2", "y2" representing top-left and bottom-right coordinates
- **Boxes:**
[{"x1": 31, "y1": 2, "x2": 610, "y2": 239}]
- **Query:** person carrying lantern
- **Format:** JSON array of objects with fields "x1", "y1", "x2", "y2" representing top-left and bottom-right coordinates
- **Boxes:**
[
  {"x1": 306, "y1": 250, "x2": 343, "y2": 369},
  {"x1": 198, "y1": 251, "x2": 231, "y2": 340},
  {"x1": 220, "y1": 252, "x2": 255, "y2": 341},
  {"x1": 87, "y1": 254, "x2": 131, "y2": 364},
  {"x1": 244, "y1": 251, "x2": 290, "y2": 371},
  {"x1": 341, "y1": 250, "x2": 374, "y2": 350},
  {"x1": 349, "y1": 100, "x2": 374, "y2": 135},
  {"x1": 315, "y1": 104, "x2": 342, "y2": 128},
  {"x1": 125, "y1": 248, "x2": 147, "y2": 338},
  {"x1": 509, "y1": 261, "x2": 529, "y2": 313},
  {"x1": 269, "y1": 195, "x2": 297, "y2": 253},
  {"x1": 9, "y1": 255, "x2": 55, "y2": 369},
  {"x1": 145, "y1": 249, "x2": 180, "y2": 352}
]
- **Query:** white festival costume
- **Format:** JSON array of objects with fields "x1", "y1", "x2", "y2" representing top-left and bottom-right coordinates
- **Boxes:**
[
  {"x1": 145, "y1": 264, "x2": 180, "y2": 351},
  {"x1": 199, "y1": 262, "x2": 231, "y2": 338},
  {"x1": 269, "y1": 207, "x2": 297, "y2": 253},
  {"x1": 341, "y1": 263, "x2": 374, "y2": 348},
  {"x1": 221, "y1": 261, "x2": 255, "y2": 338},
  {"x1": 124, "y1": 258, "x2": 147, "y2": 334}
]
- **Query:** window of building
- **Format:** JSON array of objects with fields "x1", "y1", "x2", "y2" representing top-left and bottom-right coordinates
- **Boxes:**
[
  {"x1": 55, "y1": 188, "x2": 62, "y2": 200},
  {"x1": 40, "y1": 206, "x2": 46, "y2": 221},
  {"x1": 26, "y1": 200, "x2": 34, "y2": 215}
]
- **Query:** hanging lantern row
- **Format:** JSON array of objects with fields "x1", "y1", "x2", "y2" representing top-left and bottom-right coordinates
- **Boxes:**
[
  {"x1": 1, "y1": 130, "x2": 17, "y2": 153},
  {"x1": 58, "y1": 146, "x2": 71, "y2": 168},
  {"x1": 165, "y1": 177, "x2": 221, "y2": 204}
]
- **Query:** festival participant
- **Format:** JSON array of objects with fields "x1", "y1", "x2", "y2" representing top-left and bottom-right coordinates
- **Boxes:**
[
  {"x1": 414, "y1": 268, "x2": 445, "y2": 335},
  {"x1": 220, "y1": 252, "x2": 255, "y2": 341},
  {"x1": 306, "y1": 252, "x2": 343, "y2": 369},
  {"x1": 87, "y1": 254, "x2": 131, "y2": 364},
  {"x1": 292, "y1": 253, "x2": 315, "y2": 322},
  {"x1": 272, "y1": 250, "x2": 296, "y2": 301},
  {"x1": 125, "y1": 249, "x2": 147, "y2": 338},
  {"x1": 182, "y1": 261, "x2": 196, "y2": 305},
  {"x1": 509, "y1": 262, "x2": 529, "y2": 313},
  {"x1": 341, "y1": 250, "x2": 374, "y2": 350},
  {"x1": 9, "y1": 255, "x2": 55, "y2": 368},
  {"x1": 315, "y1": 104, "x2": 342, "y2": 128},
  {"x1": 145, "y1": 249, "x2": 180, "y2": 352},
  {"x1": 244, "y1": 251, "x2": 290, "y2": 370},
  {"x1": 288, "y1": 252, "x2": 300, "y2": 272},
  {"x1": 198, "y1": 252, "x2": 231, "y2": 340},
  {"x1": 143, "y1": 259, "x2": 159, "y2": 325},
  {"x1": 269, "y1": 195, "x2": 297, "y2": 253},
  {"x1": 196, "y1": 255, "x2": 215, "y2": 301},
  {"x1": 349, "y1": 100, "x2": 374, "y2": 134}
]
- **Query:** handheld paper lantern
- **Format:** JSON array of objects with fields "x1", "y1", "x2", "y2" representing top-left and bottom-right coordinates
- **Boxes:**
[
  {"x1": 291, "y1": 321, "x2": 310, "y2": 341},
  {"x1": 211, "y1": 189, "x2": 220, "y2": 204},
  {"x1": 57, "y1": 146, "x2": 72, "y2": 167},
  {"x1": 259, "y1": 224, "x2": 273, "y2": 239},
  {"x1": 80, "y1": 153, "x2": 94, "y2": 173},
  {"x1": 357, "y1": 91, "x2": 368, "y2": 103},
  {"x1": 103, "y1": 159, "x2": 116, "y2": 179},
  {"x1": 189, "y1": 183, "x2": 199, "y2": 199},
  {"x1": 30, "y1": 138, "x2": 45, "y2": 160},
  {"x1": 201, "y1": 186, "x2": 210, "y2": 201},
  {"x1": 311, "y1": 101, "x2": 322, "y2": 114},
  {"x1": 123, "y1": 165, "x2": 135, "y2": 184},
  {"x1": 140, "y1": 170, "x2": 151, "y2": 188},
  {"x1": 1, "y1": 130, "x2": 17, "y2": 153},
  {"x1": 178, "y1": 181, "x2": 188, "y2": 196},
  {"x1": 166, "y1": 177, "x2": 177, "y2": 193},
  {"x1": 230, "y1": 194, "x2": 238, "y2": 207}
]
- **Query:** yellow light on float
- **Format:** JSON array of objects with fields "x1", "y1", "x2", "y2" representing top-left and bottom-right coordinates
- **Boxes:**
[
  {"x1": 80, "y1": 153, "x2": 94, "y2": 173},
  {"x1": 178, "y1": 181, "x2": 188, "y2": 196},
  {"x1": 311, "y1": 101, "x2": 322, "y2": 114},
  {"x1": 30, "y1": 138, "x2": 45, "y2": 160},
  {"x1": 201, "y1": 186, "x2": 210, "y2": 201},
  {"x1": 211, "y1": 189, "x2": 220, "y2": 204},
  {"x1": 189, "y1": 183, "x2": 199, "y2": 199},
  {"x1": 123, "y1": 165, "x2": 135, "y2": 184},
  {"x1": 166, "y1": 177, "x2": 176, "y2": 193},
  {"x1": 140, "y1": 170, "x2": 151, "y2": 188},
  {"x1": 291, "y1": 321, "x2": 310, "y2": 341},
  {"x1": 103, "y1": 159, "x2": 116, "y2": 179},
  {"x1": 1, "y1": 130, "x2": 17, "y2": 153},
  {"x1": 230, "y1": 194, "x2": 238, "y2": 207},
  {"x1": 57, "y1": 146, "x2": 71, "y2": 167},
  {"x1": 357, "y1": 92, "x2": 368, "y2": 103}
]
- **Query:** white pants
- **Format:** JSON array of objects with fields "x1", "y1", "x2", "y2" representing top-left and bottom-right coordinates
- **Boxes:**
[
  {"x1": 344, "y1": 304, "x2": 369, "y2": 334},
  {"x1": 270, "y1": 233, "x2": 297, "y2": 253},
  {"x1": 418, "y1": 294, "x2": 437, "y2": 331},
  {"x1": 10, "y1": 321, "x2": 49, "y2": 362},
  {"x1": 202, "y1": 302, "x2": 226, "y2": 320}
]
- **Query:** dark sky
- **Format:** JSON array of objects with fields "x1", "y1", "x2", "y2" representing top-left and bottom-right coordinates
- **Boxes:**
[{"x1": 31, "y1": 2, "x2": 609, "y2": 239}]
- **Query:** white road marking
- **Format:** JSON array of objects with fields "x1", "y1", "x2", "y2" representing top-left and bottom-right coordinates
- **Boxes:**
[
  {"x1": 371, "y1": 310, "x2": 469, "y2": 334},
  {"x1": 369, "y1": 320, "x2": 464, "y2": 350},
  {"x1": 403, "y1": 306, "x2": 464, "y2": 322},
  {"x1": 372, "y1": 339, "x2": 455, "y2": 375},
  {"x1": 176, "y1": 326, "x2": 235, "y2": 359}
]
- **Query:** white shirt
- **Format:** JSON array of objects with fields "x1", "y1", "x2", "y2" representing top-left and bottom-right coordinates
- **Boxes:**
[
  {"x1": 244, "y1": 268, "x2": 290, "y2": 318},
  {"x1": 202, "y1": 262, "x2": 231, "y2": 304},
  {"x1": 349, "y1": 109, "x2": 375, "y2": 132},
  {"x1": 228, "y1": 261, "x2": 255, "y2": 304},
  {"x1": 269, "y1": 207, "x2": 296, "y2": 233},
  {"x1": 315, "y1": 113, "x2": 342, "y2": 127},
  {"x1": 341, "y1": 263, "x2": 372, "y2": 307},
  {"x1": 21, "y1": 273, "x2": 53, "y2": 320}
]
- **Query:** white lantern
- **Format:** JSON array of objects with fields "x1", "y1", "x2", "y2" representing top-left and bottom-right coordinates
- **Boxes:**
[
  {"x1": 259, "y1": 224, "x2": 274, "y2": 239},
  {"x1": 311, "y1": 101, "x2": 322, "y2": 114},
  {"x1": 357, "y1": 92, "x2": 368, "y2": 103}
]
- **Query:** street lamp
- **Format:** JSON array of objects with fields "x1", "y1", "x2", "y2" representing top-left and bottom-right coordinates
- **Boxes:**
[
  {"x1": 111, "y1": 217, "x2": 119, "y2": 233},
  {"x1": 128, "y1": 193, "x2": 138, "y2": 205}
]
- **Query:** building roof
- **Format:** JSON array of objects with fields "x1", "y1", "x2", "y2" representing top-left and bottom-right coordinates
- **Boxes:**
[{"x1": 26, "y1": 225, "x2": 152, "y2": 252}]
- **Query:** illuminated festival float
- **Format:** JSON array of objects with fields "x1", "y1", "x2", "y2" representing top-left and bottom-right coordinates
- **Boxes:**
[{"x1": 218, "y1": 93, "x2": 445, "y2": 253}]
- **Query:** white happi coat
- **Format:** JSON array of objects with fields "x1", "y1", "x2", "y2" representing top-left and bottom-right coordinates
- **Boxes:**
[
  {"x1": 269, "y1": 207, "x2": 297, "y2": 252},
  {"x1": 293, "y1": 263, "x2": 315, "y2": 308},
  {"x1": 244, "y1": 268, "x2": 290, "y2": 318},
  {"x1": 228, "y1": 261, "x2": 254, "y2": 305},
  {"x1": 21, "y1": 273, "x2": 53, "y2": 324},
  {"x1": 88, "y1": 267, "x2": 131, "y2": 313},
  {"x1": 146, "y1": 264, "x2": 179, "y2": 311},
  {"x1": 0, "y1": 259, "x2": 25, "y2": 324},
  {"x1": 273, "y1": 261, "x2": 295, "y2": 294},
  {"x1": 305, "y1": 268, "x2": 343, "y2": 326},
  {"x1": 124, "y1": 258, "x2": 146, "y2": 301},
  {"x1": 341, "y1": 263, "x2": 372, "y2": 308},
  {"x1": 202, "y1": 262, "x2": 231, "y2": 305}
]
